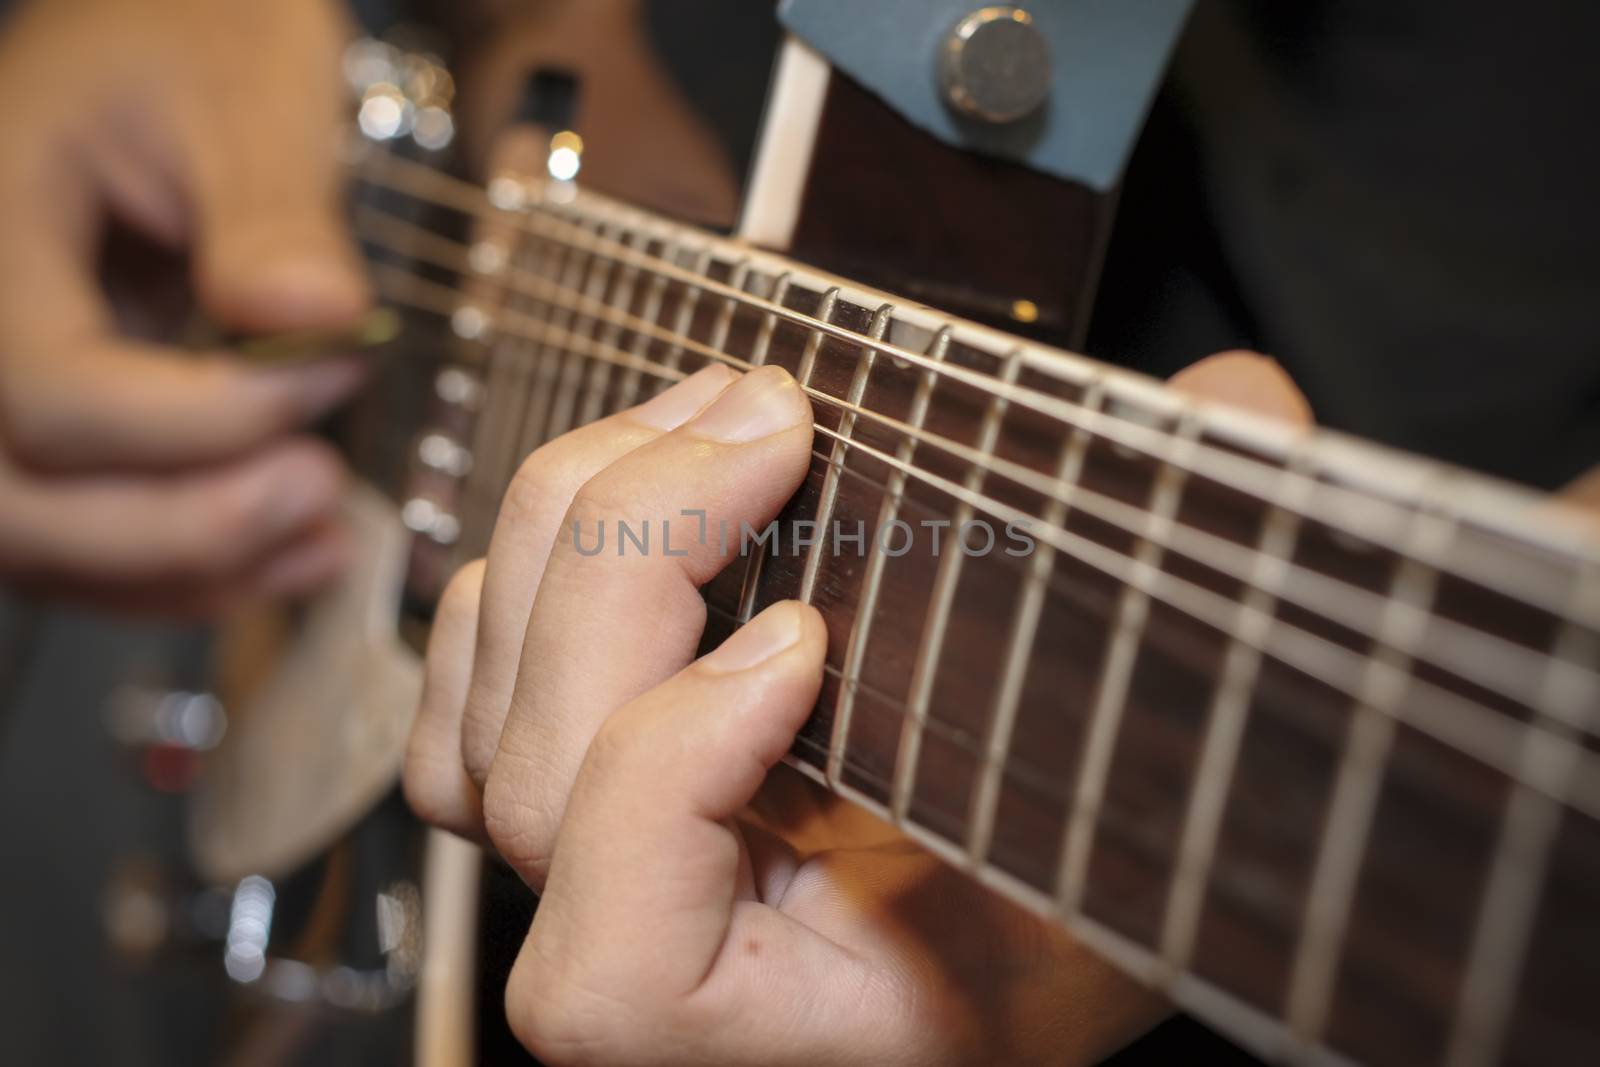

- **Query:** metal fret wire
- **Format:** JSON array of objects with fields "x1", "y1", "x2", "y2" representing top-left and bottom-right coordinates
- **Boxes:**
[
  {"x1": 827, "y1": 327, "x2": 951, "y2": 790},
  {"x1": 462, "y1": 221, "x2": 545, "y2": 555},
  {"x1": 359, "y1": 203, "x2": 1600, "y2": 731},
  {"x1": 1445, "y1": 558, "x2": 1600, "y2": 1067},
  {"x1": 1160, "y1": 459, "x2": 1311, "y2": 971},
  {"x1": 964, "y1": 383, "x2": 1101, "y2": 866},
  {"x1": 356, "y1": 150, "x2": 1600, "y2": 607},
  {"x1": 578, "y1": 227, "x2": 648, "y2": 428},
  {"x1": 365, "y1": 246, "x2": 1600, "y2": 764},
  {"x1": 890, "y1": 349, "x2": 1022, "y2": 822},
  {"x1": 428, "y1": 260, "x2": 1574, "y2": 1067},
  {"x1": 365, "y1": 157, "x2": 1597, "y2": 1065},
  {"x1": 517, "y1": 221, "x2": 598, "y2": 458},
  {"x1": 1057, "y1": 415, "x2": 1199, "y2": 912},
  {"x1": 616, "y1": 231, "x2": 675, "y2": 413},
  {"x1": 733, "y1": 272, "x2": 793, "y2": 624},
  {"x1": 798, "y1": 303, "x2": 889, "y2": 605},
  {"x1": 1285, "y1": 509, "x2": 1452, "y2": 1050},
  {"x1": 548, "y1": 221, "x2": 621, "y2": 440},
  {"x1": 491, "y1": 347, "x2": 1556, "y2": 893},
  {"x1": 479, "y1": 226, "x2": 557, "y2": 546},
  {"x1": 367, "y1": 260, "x2": 1600, "y2": 827},
  {"x1": 418, "y1": 278, "x2": 1409, "y2": 824}
]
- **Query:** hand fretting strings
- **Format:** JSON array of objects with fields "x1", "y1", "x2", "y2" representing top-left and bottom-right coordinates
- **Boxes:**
[{"x1": 353, "y1": 144, "x2": 1600, "y2": 1066}]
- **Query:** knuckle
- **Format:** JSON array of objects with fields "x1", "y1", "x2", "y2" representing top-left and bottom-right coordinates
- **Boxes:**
[
  {"x1": 482, "y1": 769, "x2": 558, "y2": 884},
  {"x1": 548, "y1": 709, "x2": 661, "y2": 812},
  {"x1": 581, "y1": 709, "x2": 645, "y2": 783},
  {"x1": 458, "y1": 710, "x2": 499, "y2": 789},
  {"x1": 183, "y1": 480, "x2": 263, "y2": 574},
  {"x1": 500, "y1": 446, "x2": 580, "y2": 528},
  {"x1": 564, "y1": 467, "x2": 635, "y2": 537}
]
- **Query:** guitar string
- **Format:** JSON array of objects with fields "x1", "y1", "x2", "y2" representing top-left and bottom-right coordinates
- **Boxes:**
[
  {"x1": 367, "y1": 259, "x2": 1600, "y2": 820},
  {"x1": 354, "y1": 151, "x2": 1593, "y2": 1058},
  {"x1": 358, "y1": 234, "x2": 1600, "y2": 738},
  {"x1": 353, "y1": 149, "x2": 1600, "y2": 614},
  {"x1": 396, "y1": 282, "x2": 1599, "y2": 873},
  {"x1": 357, "y1": 185, "x2": 1600, "y2": 711},
  {"x1": 706, "y1": 596, "x2": 1513, "y2": 950}
]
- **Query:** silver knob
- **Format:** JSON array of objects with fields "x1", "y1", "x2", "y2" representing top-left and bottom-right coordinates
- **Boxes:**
[{"x1": 938, "y1": 7, "x2": 1052, "y2": 125}]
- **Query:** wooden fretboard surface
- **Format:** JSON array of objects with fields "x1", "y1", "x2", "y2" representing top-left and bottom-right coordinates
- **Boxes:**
[{"x1": 359, "y1": 155, "x2": 1600, "y2": 1067}]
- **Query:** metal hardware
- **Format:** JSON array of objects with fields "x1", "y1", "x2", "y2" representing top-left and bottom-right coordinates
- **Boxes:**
[
  {"x1": 222, "y1": 875, "x2": 422, "y2": 1012},
  {"x1": 434, "y1": 366, "x2": 482, "y2": 409},
  {"x1": 346, "y1": 36, "x2": 456, "y2": 151},
  {"x1": 416, "y1": 433, "x2": 473, "y2": 478},
  {"x1": 938, "y1": 6, "x2": 1052, "y2": 124},
  {"x1": 402, "y1": 497, "x2": 461, "y2": 546}
]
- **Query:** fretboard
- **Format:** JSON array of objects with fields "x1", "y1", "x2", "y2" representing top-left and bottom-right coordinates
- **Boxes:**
[{"x1": 360, "y1": 150, "x2": 1600, "y2": 1067}]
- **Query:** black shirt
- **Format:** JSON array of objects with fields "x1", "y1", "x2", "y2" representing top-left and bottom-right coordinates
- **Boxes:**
[{"x1": 1090, "y1": 0, "x2": 1600, "y2": 491}]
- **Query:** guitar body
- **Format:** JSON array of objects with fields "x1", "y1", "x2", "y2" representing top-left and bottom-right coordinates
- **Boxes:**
[{"x1": 202, "y1": 5, "x2": 1600, "y2": 1066}]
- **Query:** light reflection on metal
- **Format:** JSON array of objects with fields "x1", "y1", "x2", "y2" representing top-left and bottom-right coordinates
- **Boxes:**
[
  {"x1": 487, "y1": 175, "x2": 528, "y2": 211},
  {"x1": 468, "y1": 239, "x2": 508, "y2": 275},
  {"x1": 413, "y1": 105, "x2": 454, "y2": 151},
  {"x1": 220, "y1": 877, "x2": 422, "y2": 1013},
  {"x1": 450, "y1": 305, "x2": 491, "y2": 341},
  {"x1": 417, "y1": 433, "x2": 473, "y2": 478},
  {"x1": 402, "y1": 497, "x2": 461, "y2": 546},
  {"x1": 548, "y1": 146, "x2": 581, "y2": 182},
  {"x1": 224, "y1": 875, "x2": 275, "y2": 983},
  {"x1": 345, "y1": 37, "x2": 455, "y2": 151},
  {"x1": 358, "y1": 85, "x2": 410, "y2": 141},
  {"x1": 434, "y1": 367, "x2": 482, "y2": 408},
  {"x1": 105, "y1": 685, "x2": 227, "y2": 751},
  {"x1": 939, "y1": 6, "x2": 1052, "y2": 125},
  {"x1": 548, "y1": 129, "x2": 583, "y2": 182}
]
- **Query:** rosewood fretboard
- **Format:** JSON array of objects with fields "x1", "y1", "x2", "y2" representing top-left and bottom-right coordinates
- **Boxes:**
[{"x1": 361, "y1": 153, "x2": 1600, "y2": 1067}]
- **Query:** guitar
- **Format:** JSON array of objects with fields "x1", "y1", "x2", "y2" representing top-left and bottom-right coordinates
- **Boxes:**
[{"x1": 199, "y1": 7, "x2": 1599, "y2": 1067}]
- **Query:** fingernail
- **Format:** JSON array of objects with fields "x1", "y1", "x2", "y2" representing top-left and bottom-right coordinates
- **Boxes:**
[
  {"x1": 239, "y1": 253, "x2": 373, "y2": 330},
  {"x1": 267, "y1": 357, "x2": 370, "y2": 421},
  {"x1": 259, "y1": 449, "x2": 345, "y2": 538},
  {"x1": 630, "y1": 364, "x2": 738, "y2": 430},
  {"x1": 687, "y1": 366, "x2": 809, "y2": 443},
  {"x1": 700, "y1": 602, "x2": 804, "y2": 674},
  {"x1": 254, "y1": 525, "x2": 351, "y2": 599}
]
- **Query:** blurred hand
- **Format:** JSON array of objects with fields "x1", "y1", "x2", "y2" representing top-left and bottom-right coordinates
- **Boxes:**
[
  {"x1": 0, "y1": 0, "x2": 369, "y2": 614},
  {"x1": 405, "y1": 360, "x2": 1335, "y2": 1064}
]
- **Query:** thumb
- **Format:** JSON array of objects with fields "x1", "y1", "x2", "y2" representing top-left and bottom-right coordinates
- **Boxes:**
[
  {"x1": 195, "y1": 193, "x2": 370, "y2": 335},
  {"x1": 180, "y1": 19, "x2": 368, "y2": 333},
  {"x1": 520, "y1": 602, "x2": 828, "y2": 1007},
  {"x1": 188, "y1": 153, "x2": 370, "y2": 334}
]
